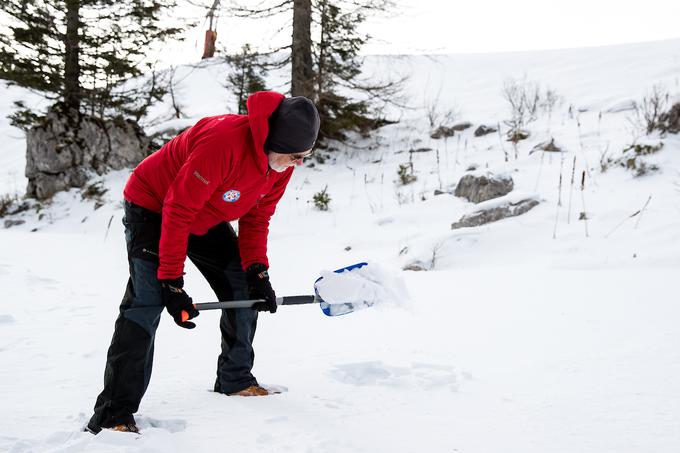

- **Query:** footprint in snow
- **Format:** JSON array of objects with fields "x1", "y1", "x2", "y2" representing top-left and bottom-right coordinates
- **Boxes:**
[
  {"x1": 261, "y1": 383, "x2": 288, "y2": 394},
  {"x1": 257, "y1": 433, "x2": 275, "y2": 444},
  {"x1": 25, "y1": 275, "x2": 59, "y2": 289},
  {"x1": 264, "y1": 415, "x2": 289, "y2": 423},
  {"x1": 136, "y1": 416, "x2": 187, "y2": 433},
  {"x1": 320, "y1": 397, "x2": 354, "y2": 409},
  {"x1": 3, "y1": 429, "x2": 100, "y2": 452},
  {"x1": 328, "y1": 361, "x2": 460, "y2": 391},
  {"x1": 411, "y1": 362, "x2": 461, "y2": 390},
  {"x1": 0, "y1": 314, "x2": 15, "y2": 324}
]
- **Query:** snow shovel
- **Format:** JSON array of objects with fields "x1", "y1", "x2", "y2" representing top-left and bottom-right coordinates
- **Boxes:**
[{"x1": 189, "y1": 262, "x2": 372, "y2": 318}]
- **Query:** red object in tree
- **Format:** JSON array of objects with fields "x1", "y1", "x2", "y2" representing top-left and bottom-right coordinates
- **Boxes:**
[{"x1": 202, "y1": 30, "x2": 217, "y2": 59}]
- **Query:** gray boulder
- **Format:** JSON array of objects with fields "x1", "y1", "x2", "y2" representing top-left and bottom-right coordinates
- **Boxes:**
[
  {"x1": 430, "y1": 122, "x2": 472, "y2": 139},
  {"x1": 26, "y1": 111, "x2": 150, "y2": 199},
  {"x1": 430, "y1": 126, "x2": 455, "y2": 139},
  {"x1": 605, "y1": 100, "x2": 636, "y2": 113},
  {"x1": 451, "y1": 122, "x2": 472, "y2": 131},
  {"x1": 658, "y1": 102, "x2": 680, "y2": 134},
  {"x1": 454, "y1": 173, "x2": 514, "y2": 203},
  {"x1": 451, "y1": 198, "x2": 539, "y2": 229},
  {"x1": 4, "y1": 219, "x2": 26, "y2": 228},
  {"x1": 530, "y1": 138, "x2": 564, "y2": 154},
  {"x1": 402, "y1": 260, "x2": 429, "y2": 271},
  {"x1": 474, "y1": 125, "x2": 497, "y2": 137},
  {"x1": 507, "y1": 129, "x2": 530, "y2": 143}
]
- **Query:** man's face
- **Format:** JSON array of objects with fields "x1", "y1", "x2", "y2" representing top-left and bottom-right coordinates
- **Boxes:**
[{"x1": 268, "y1": 149, "x2": 313, "y2": 172}]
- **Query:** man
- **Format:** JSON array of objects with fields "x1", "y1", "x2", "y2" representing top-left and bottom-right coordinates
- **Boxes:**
[{"x1": 87, "y1": 91, "x2": 320, "y2": 434}]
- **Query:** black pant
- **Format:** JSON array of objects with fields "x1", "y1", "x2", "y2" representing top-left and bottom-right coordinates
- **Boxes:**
[{"x1": 89, "y1": 201, "x2": 258, "y2": 430}]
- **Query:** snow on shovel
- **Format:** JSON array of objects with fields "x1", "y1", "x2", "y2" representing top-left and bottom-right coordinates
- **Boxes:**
[
  {"x1": 315, "y1": 262, "x2": 375, "y2": 316},
  {"x1": 314, "y1": 261, "x2": 410, "y2": 316},
  {"x1": 189, "y1": 262, "x2": 404, "y2": 318}
]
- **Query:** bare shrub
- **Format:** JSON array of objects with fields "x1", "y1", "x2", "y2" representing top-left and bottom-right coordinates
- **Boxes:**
[
  {"x1": 0, "y1": 193, "x2": 31, "y2": 220},
  {"x1": 430, "y1": 240, "x2": 444, "y2": 269},
  {"x1": 541, "y1": 88, "x2": 563, "y2": 116},
  {"x1": 425, "y1": 86, "x2": 459, "y2": 130},
  {"x1": 0, "y1": 194, "x2": 18, "y2": 217},
  {"x1": 427, "y1": 104, "x2": 458, "y2": 130},
  {"x1": 81, "y1": 181, "x2": 109, "y2": 210},
  {"x1": 599, "y1": 144, "x2": 613, "y2": 173},
  {"x1": 397, "y1": 163, "x2": 417, "y2": 185},
  {"x1": 615, "y1": 142, "x2": 664, "y2": 177},
  {"x1": 502, "y1": 77, "x2": 541, "y2": 140},
  {"x1": 632, "y1": 84, "x2": 670, "y2": 134}
]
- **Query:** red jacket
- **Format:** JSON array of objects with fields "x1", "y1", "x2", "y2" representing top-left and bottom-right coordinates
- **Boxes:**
[{"x1": 123, "y1": 91, "x2": 293, "y2": 280}]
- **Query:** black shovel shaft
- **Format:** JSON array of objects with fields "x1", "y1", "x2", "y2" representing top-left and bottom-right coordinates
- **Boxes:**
[{"x1": 194, "y1": 295, "x2": 316, "y2": 311}]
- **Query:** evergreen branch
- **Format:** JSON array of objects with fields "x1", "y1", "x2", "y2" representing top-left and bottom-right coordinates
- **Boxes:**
[{"x1": 223, "y1": 0, "x2": 292, "y2": 18}]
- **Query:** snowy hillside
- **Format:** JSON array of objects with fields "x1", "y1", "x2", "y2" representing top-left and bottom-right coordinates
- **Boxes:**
[{"x1": 1, "y1": 39, "x2": 679, "y2": 452}]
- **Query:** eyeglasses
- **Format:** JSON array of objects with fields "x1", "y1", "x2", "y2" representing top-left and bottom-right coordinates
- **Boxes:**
[{"x1": 288, "y1": 152, "x2": 313, "y2": 163}]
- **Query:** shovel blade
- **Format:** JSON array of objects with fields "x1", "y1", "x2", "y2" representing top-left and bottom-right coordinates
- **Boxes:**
[{"x1": 314, "y1": 262, "x2": 374, "y2": 317}]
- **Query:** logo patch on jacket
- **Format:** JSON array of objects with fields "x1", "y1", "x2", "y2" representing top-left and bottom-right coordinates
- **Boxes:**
[{"x1": 223, "y1": 190, "x2": 241, "y2": 202}]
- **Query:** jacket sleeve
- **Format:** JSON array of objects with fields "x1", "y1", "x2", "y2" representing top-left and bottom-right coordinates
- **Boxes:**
[
  {"x1": 157, "y1": 138, "x2": 232, "y2": 280},
  {"x1": 238, "y1": 168, "x2": 294, "y2": 270}
]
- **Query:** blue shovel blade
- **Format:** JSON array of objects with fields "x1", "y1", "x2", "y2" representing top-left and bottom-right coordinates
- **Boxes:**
[{"x1": 315, "y1": 262, "x2": 374, "y2": 317}]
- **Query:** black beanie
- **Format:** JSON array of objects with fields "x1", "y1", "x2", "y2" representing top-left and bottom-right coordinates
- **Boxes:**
[{"x1": 265, "y1": 97, "x2": 320, "y2": 154}]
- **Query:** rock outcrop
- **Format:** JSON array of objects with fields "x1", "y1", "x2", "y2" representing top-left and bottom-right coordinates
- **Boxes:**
[
  {"x1": 26, "y1": 111, "x2": 150, "y2": 199},
  {"x1": 474, "y1": 125, "x2": 497, "y2": 137},
  {"x1": 658, "y1": 102, "x2": 680, "y2": 134},
  {"x1": 430, "y1": 126, "x2": 455, "y2": 139},
  {"x1": 454, "y1": 173, "x2": 514, "y2": 203},
  {"x1": 451, "y1": 198, "x2": 540, "y2": 229}
]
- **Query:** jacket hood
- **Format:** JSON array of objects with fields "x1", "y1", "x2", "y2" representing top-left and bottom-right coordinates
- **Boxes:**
[{"x1": 247, "y1": 91, "x2": 286, "y2": 171}]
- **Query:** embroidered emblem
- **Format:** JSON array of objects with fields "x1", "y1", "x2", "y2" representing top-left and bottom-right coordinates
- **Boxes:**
[{"x1": 223, "y1": 190, "x2": 241, "y2": 202}]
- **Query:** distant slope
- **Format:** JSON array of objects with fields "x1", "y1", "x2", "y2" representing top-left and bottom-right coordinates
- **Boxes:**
[{"x1": 1, "y1": 38, "x2": 679, "y2": 195}]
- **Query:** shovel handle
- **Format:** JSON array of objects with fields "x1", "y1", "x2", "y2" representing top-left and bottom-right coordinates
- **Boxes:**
[{"x1": 194, "y1": 295, "x2": 316, "y2": 311}]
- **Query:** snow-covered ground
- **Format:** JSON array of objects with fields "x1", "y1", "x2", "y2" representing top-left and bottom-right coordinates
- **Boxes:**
[{"x1": 1, "y1": 39, "x2": 679, "y2": 452}]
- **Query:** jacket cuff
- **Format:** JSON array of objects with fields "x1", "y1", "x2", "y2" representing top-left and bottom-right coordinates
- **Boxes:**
[
  {"x1": 246, "y1": 263, "x2": 269, "y2": 280},
  {"x1": 159, "y1": 276, "x2": 184, "y2": 288}
]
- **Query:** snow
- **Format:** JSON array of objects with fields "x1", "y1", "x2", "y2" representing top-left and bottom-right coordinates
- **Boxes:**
[
  {"x1": 1, "y1": 38, "x2": 680, "y2": 452},
  {"x1": 0, "y1": 81, "x2": 45, "y2": 196}
]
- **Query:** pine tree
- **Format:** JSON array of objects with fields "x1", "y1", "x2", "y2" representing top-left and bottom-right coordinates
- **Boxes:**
[
  {"x1": 225, "y1": 44, "x2": 268, "y2": 114},
  {"x1": 224, "y1": 0, "x2": 400, "y2": 145},
  {"x1": 315, "y1": 0, "x2": 377, "y2": 142},
  {"x1": 0, "y1": 0, "x2": 186, "y2": 126}
]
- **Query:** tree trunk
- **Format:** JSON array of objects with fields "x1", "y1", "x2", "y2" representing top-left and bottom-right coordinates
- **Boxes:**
[
  {"x1": 316, "y1": 0, "x2": 328, "y2": 101},
  {"x1": 291, "y1": 0, "x2": 314, "y2": 99},
  {"x1": 64, "y1": 0, "x2": 81, "y2": 115}
]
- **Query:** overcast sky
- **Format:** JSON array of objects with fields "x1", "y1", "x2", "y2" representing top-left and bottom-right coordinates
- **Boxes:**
[{"x1": 166, "y1": 0, "x2": 680, "y2": 62}]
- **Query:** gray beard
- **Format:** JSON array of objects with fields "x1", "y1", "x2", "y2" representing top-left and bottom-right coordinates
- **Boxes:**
[{"x1": 268, "y1": 156, "x2": 288, "y2": 173}]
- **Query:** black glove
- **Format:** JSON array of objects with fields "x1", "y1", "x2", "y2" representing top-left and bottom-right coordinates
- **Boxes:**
[
  {"x1": 246, "y1": 264, "x2": 277, "y2": 313},
  {"x1": 160, "y1": 277, "x2": 200, "y2": 329}
]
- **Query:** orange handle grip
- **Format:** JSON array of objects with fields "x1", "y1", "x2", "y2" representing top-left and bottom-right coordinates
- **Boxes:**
[{"x1": 180, "y1": 304, "x2": 196, "y2": 323}]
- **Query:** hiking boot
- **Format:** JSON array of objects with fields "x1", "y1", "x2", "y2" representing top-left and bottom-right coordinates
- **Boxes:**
[
  {"x1": 85, "y1": 421, "x2": 139, "y2": 435},
  {"x1": 228, "y1": 385, "x2": 272, "y2": 396},
  {"x1": 108, "y1": 422, "x2": 140, "y2": 434}
]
